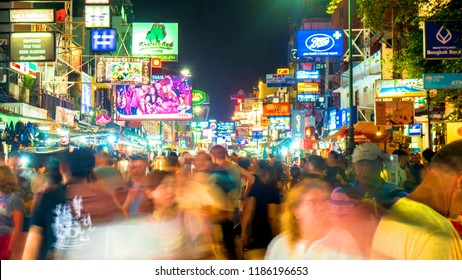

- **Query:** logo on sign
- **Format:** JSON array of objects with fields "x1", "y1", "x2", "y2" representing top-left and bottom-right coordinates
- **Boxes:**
[
  {"x1": 436, "y1": 26, "x2": 452, "y2": 44},
  {"x1": 306, "y1": 34, "x2": 335, "y2": 52}
]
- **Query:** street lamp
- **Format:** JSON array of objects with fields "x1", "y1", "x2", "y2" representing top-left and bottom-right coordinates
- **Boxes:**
[{"x1": 347, "y1": 0, "x2": 355, "y2": 156}]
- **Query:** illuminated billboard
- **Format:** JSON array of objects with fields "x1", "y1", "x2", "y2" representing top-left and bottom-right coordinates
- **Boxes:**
[
  {"x1": 269, "y1": 117, "x2": 290, "y2": 130},
  {"x1": 115, "y1": 75, "x2": 192, "y2": 121},
  {"x1": 91, "y1": 28, "x2": 117, "y2": 52},
  {"x1": 296, "y1": 30, "x2": 344, "y2": 57},
  {"x1": 10, "y1": 9, "x2": 55, "y2": 23},
  {"x1": 263, "y1": 103, "x2": 291, "y2": 117},
  {"x1": 85, "y1": 0, "x2": 110, "y2": 3},
  {"x1": 132, "y1": 22, "x2": 178, "y2": 62},
  {"x1": 10, "y1": 32, "x2": 56, "y2": 62},
  {"x1": 85, "y1": 5, "x2": 110, "y2": 28},
  {"x1": 95, "y1": 56, "x2": 151, "y2": 85}
]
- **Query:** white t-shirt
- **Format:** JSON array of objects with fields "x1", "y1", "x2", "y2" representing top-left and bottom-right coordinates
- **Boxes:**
[{"x1": 265, "y1": 229, "x2": 366, "y2": 260}]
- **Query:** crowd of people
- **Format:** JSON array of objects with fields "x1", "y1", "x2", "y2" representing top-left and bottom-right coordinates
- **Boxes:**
[{"x1": 0, "y1": 140, "x2": 461, "y2": 260}]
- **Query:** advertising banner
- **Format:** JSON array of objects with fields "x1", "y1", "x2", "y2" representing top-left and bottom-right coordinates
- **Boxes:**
[
  {"x1": 329, "y1": 106, "x2": 358, "y2": 130},
  {"x1": 95, "y1": 56, "x2": 151, "y2": 85},
  {"x1": 55, "y1": 106, "x2": 75, "y2": 126},
  {"x1": 91, "y1": 28, "x2": 117, "y2": 52},
  {"x1": 296, "y1": 94, "x2": 319, "y2": 102},
  {"x1": 263, "y1": 103, "x2": 291, "y2": 117},
  {"x1": 10, "y1": 9, "x2": 55, "y2": 23},
  {"x1": 375, "y1": 79, "x2": 425, "y2": 98},
  {"x1": 132, "y1": 22, "x2": 178, "y2": 62},
  {"x1": 265, "y1": 74, "x2": 293, "y2": 88},
  {"x1": 375, "y1": 101, "x2": 415, "y2": 126},
  {"x1": 423, "y1": 73, "x2": 462, "y2": 89},
  {"x1": 85, "y1": 0, "x2": 110, "y2": 3},
  {"x1": 291, "y1": 110, "x2": 305, "y2": 141},
  {"x1": 85, "y1": 5, "x2": 110, "y2": 28},
  {"x1": 115, "y1": 74, "x2": 192, "y2": 121},
  {"x1": 269, "y1": 117, "x2": 290, "y2": 130},
  {"x1": 217, "y1": 122, "x2": 235, "y2": 136},
  {"x1": 408, "y1": 123, "x2": 422, "y2": 136},
  {"x1": 296, "y1": 30, "x2": 344, "y2": 57},
  {"x1": 424, "y1": 21, "x2": 462, "y2": 60},
  {"x1": 9, "y1": 62, "x2": 37, "y2": 78},
  {"x1": 81, "y1": 73, "x2": 93, "y2": 114},
  {"x1": 10, "y1": 32, "x2": 55, "y2": 62},
  {"x1": 297, "y1": 82, "x2": 319, "y2": 93},
  {"x1": 295, "y1": 70, "x2": 320, "y2": 80}
]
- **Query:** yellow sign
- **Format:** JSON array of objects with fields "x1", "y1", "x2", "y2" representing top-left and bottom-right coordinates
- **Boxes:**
[
  {"x1": 277, "y1": 68, "x2": 290, "y2": 75},
  {"x1": 447, "y1": 122, "x2": 462, "y2": 143},
  {"x1": 297, "y1": 82, "x2": 319, "y2": 93}
]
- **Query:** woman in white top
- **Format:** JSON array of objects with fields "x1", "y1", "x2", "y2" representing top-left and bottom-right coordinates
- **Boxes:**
[{"x1": 265, "y1": 178, "x2": 365, "y2": 260}]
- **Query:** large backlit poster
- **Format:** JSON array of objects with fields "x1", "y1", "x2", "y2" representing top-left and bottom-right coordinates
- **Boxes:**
[
  {"x1": 56, "y1": 106, "x2": 75, "y2": 126},
  {"x1": 85, "y1": 5, "x2": 110, "y2": 28},
  {"x1": 115, "y1": 75, "x2": 192, "y2": 121},
  {"x1": 132, "y1": 22, "x2": 178, "y2": 62},
  {"x1": 10, "y1": 32, "x2": 56, "y2": 62},
  {"x1": 95, "y1": 56, "x2": 151, "y2": 85}
]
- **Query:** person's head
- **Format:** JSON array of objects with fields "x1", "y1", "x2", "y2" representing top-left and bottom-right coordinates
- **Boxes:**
[
  {"x1": 422, "y1": 148, "x2": 436, "y2": 165},
  {"x1": 65, "y1": 148, "x2": 95, "y2": 180},
  {"x1": 281, "y1": 178, "x2": 331, "y2": 247},
  {"x1": 425, "y1": 140, "x2": 462, "y2": 219},
  {"x1": 412, "y1": 152, "x2": 422, "y2": 165},
  {"x1": 299, "y1": 158, "x2": 307, "y2": 169},
  {"x1": 209, "y1": 145, "x2": 227, "y2": 163},
  {"x1": 179, "y1": 152, "x2": 194, "y2": 167},
  {"x1": 165, "y1": 155, "x2": 180, "y2": 171},
  {"x1": 352, "y1": 143, "x2": 384, "y2": 181},
  {"x1": 249, "y1": 157, "x2": 259, "y2": 172},
  {"x1": 0, "y1": 165, "x2": 18, "y2": 194},
  {"x1": 257, "y1": 160, "x2": 277, "y2": 184},
  {"x1": 144, "y1": 170, "x2": 177, "y2": 211},
  {"x1": 306, "y1": 155, "x2": 327, "y2": 176},
  {"x1": 94, "y1": 150, "x2": 111, "y2": 167},
  {"x1": 193, "y1": 151, "x2": 212, "y2": 172},
  {"x1": 327, "y1": 151, "x2": 339, "y2": 167},
  {"x1": 392, "y1": 149, "x2": 409, "y2": 168},
  {"x1": 128, "y1": 154, "x2": 148, "y2": 181},
  {"x1": 34, "y1": 161, "x2": 46, "y2": 174},
  {"x1": 237, "y1": 157, "x2": 251, "y2": 170}
]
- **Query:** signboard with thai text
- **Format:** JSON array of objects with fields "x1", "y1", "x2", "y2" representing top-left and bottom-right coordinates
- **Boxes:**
[{"x1": 263, "y1": 103, "x2": 290, "y2": 117}]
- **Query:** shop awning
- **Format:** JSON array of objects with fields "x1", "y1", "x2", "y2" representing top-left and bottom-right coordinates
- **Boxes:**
[{"x1": 324, "y1": 125, "x2": 348, "y2": 141}]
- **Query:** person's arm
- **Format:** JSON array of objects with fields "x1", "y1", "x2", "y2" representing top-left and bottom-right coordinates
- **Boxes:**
[
  {"x1": 22, "y1": 225, "x2": 43, "y2": 260},
  {"x1": 8, "y1": 209, "x2": 24, "y2": 257},
  {"x1": 267, "y1": 204, "x2": 281, "y2": 236},
  {"x1": 240, "y1": 196, "x2": 256, "y2": 248}
]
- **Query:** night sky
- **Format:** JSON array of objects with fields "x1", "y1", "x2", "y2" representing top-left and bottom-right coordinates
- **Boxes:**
[{"x1": 129, "y1": 0, "x2": 304, "y2": 121}]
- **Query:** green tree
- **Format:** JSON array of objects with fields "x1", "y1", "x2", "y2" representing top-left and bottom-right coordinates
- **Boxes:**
[{"x1": 146, "y1": 24, "x2": 166, "y2": 43}]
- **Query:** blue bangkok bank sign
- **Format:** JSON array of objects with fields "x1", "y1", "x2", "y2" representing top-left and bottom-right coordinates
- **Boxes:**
[{"x1": 296, "y1": 30, "x2": 344, "y2": 57}]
